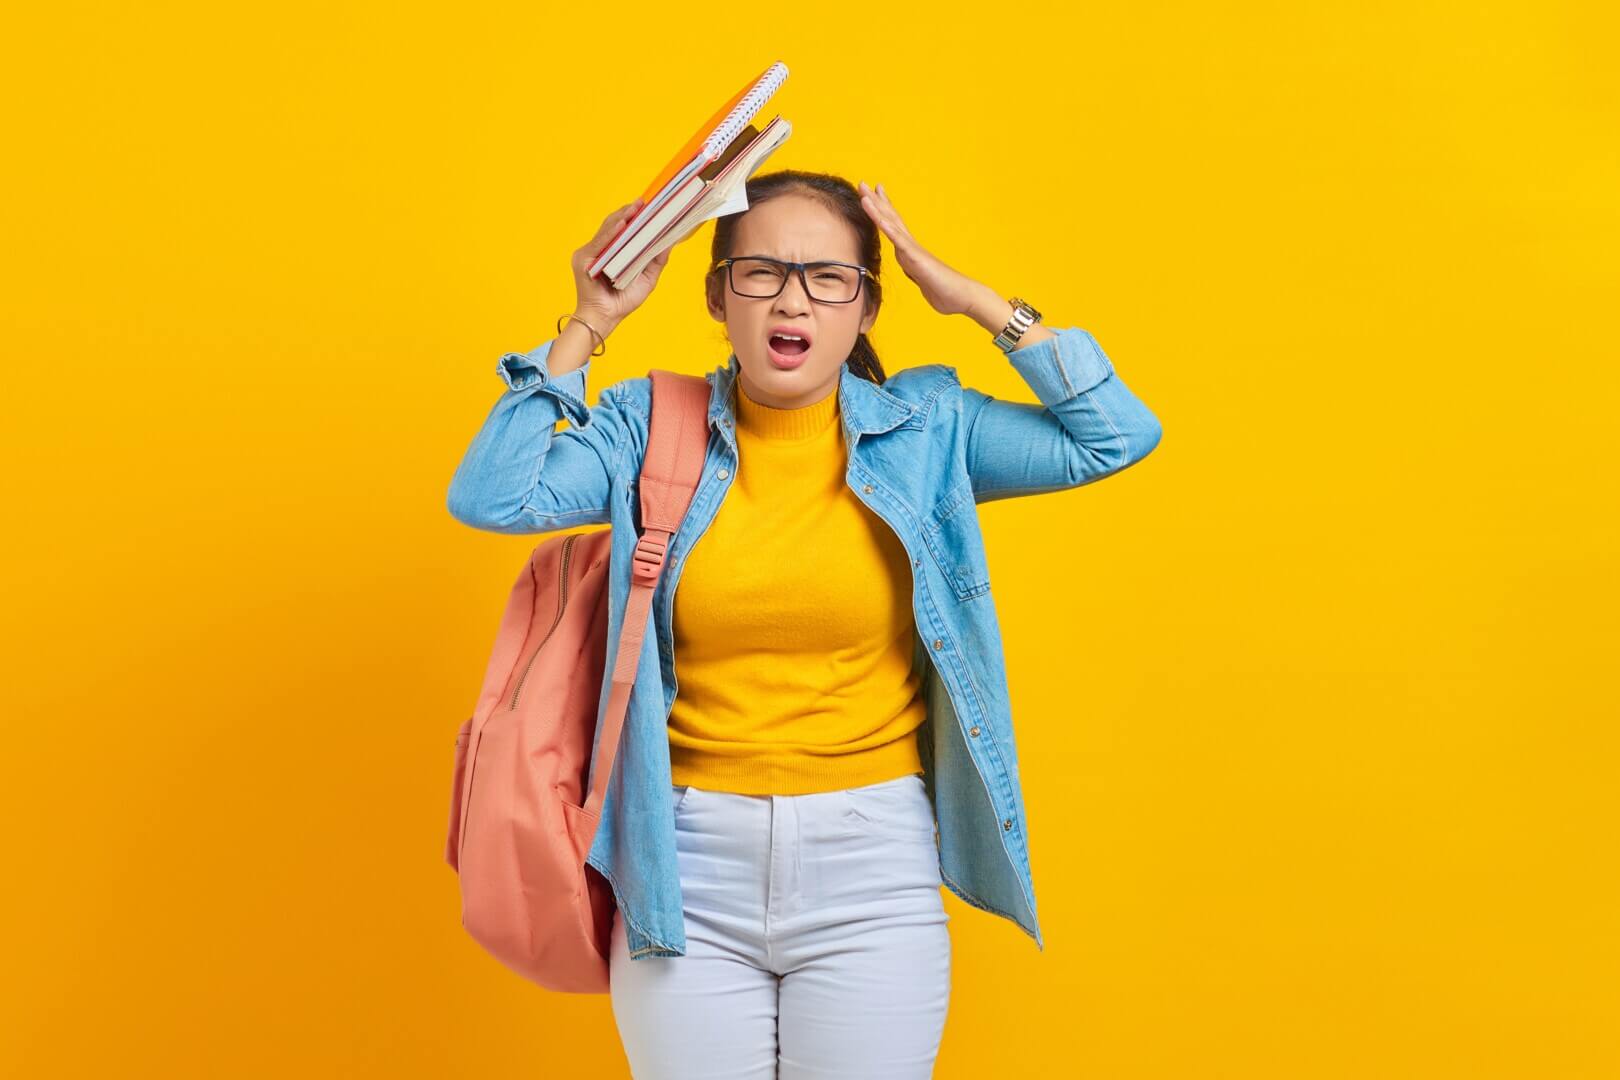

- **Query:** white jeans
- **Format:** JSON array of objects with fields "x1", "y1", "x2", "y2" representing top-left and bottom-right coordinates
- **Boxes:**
[{"x1": 609, "y1": 774, "x2": 952, "y2": 1079}]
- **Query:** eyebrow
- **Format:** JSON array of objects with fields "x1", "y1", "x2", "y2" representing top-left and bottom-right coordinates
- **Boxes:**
[{"x1": 745, "y1": 254, "x2": 857, "y2": 265}]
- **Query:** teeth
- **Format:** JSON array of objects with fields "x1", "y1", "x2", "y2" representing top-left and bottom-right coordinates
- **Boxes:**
[{"x1": 774, "y1": 333, "x2": 805, "y2": 342}]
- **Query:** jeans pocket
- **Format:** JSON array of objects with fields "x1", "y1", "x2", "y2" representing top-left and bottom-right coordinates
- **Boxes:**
[
  {"x1": 671, "y1": 783, "x2": 694, "y2": 813},
  {"x1": 842, "y1": 775, "x2": 937, "y2": 844}
]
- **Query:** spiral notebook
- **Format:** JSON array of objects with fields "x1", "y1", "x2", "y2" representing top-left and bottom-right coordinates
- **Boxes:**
[{"x1": 589, "y1": 61, "x2": 792, "y2": 287}]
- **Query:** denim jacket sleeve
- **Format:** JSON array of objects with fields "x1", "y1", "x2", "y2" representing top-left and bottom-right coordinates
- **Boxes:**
[
  {"x1": 961, "y1": 326, "x2": 1163, "y2": 503},
  {"x1": 445, "y1": 336, "x2": 634, "y2": 534}
]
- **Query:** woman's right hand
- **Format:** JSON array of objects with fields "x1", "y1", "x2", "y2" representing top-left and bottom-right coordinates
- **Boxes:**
[{"x1": 570, "y1": 198, "x2": 673, "y2": 336}]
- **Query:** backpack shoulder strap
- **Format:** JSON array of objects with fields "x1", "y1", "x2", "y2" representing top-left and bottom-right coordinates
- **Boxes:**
[
  {"x1": 636, "y1": 369, "x2": 714, "y2": 573},
  {"x1": 583, "y1": 369, "x2": 713, "y2": 815}
]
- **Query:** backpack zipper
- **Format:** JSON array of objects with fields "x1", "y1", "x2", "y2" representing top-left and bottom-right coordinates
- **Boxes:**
[
  {"x1": 459, "y1": 533, "x2": 580, "y2": 861},
  {"x1": 508, "y1": 532, "x2": 578, "y2": 709}
]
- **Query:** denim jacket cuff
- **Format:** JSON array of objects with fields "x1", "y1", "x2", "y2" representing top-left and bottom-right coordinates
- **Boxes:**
[
  {"x1": 496, "y1": 339, "x2": 592, "y2": 427},
  {"x1": 1006, "y1": 326, "x2": 1116, "y2": 405}
]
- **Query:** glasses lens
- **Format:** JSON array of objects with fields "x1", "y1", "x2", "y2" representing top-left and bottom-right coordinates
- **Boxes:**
[
  {"x1": 731, "y1": 258, "x2": 788, "y2": 298},
  {"x1": 806, "y1": 263, "x2": 861, "y2": 303},
  {"x1": 730, "y1": 259, "x2": 861, "y2": 303}
]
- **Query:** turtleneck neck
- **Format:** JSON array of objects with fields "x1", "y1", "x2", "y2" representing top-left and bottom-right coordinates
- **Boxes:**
[{"x1": 734, "y1": 376, "x2": 840, "y2": 441}]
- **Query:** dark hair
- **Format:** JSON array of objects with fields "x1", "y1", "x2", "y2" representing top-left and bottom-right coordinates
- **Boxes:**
[{"x1": 706, "y1": 169, "x2": 886, "y2": 384}]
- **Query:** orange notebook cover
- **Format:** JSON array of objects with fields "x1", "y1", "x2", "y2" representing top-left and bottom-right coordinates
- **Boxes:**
[
  {"x1": 590, "y1": 62, "x2": 788, "y2": 277},
  {"x1": 636, "y1": 64, "x2": 775, "y2": 205}
]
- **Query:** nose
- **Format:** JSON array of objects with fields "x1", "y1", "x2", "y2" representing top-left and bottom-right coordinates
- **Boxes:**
[{"x1": 773, "y1": 269, "x2": 813, "y2": 313}]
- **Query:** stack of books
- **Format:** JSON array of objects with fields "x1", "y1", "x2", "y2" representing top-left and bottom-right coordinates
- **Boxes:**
[{"x1": 588, "y1": 61, "x2": 792, "y2": 289}]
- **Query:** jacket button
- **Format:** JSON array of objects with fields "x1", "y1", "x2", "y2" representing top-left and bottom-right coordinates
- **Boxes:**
[
  {"x1": 717, "y1": 468, "x2": 729, "y2": 479},
  {"x1": 1003, "y1": 819, "x2": 1014, "y2": 831},
  {"x1": 969, "y1": 726, "x2": 980, "y2": 737},
  {"x1": 932, "y1": 638, "x2": 943, "y2": 650},
  {"x1": 913, "y1": 557, "x2": 921, "y2": 567},
  {"x1": 862, "y1": 484, "x2": 873, "y2": 494}
]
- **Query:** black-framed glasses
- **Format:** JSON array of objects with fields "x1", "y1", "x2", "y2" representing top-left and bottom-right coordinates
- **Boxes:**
[{"x1": 712, "y1": 256, "x2": 872, "y2": 304}]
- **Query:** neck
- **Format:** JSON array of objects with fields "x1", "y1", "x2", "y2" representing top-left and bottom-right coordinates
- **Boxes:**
[{"x1": 734, "y1": 374, "x2": 840, "y2": 440}]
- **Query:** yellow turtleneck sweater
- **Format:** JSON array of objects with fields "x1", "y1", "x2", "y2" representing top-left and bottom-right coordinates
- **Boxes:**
[{"x1": 666, "y1": 374, "x2": 927, "y2": 796}]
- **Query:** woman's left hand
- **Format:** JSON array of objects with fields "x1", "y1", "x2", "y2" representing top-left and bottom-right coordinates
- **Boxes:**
[{"x1": 858, "y1": 181, "x2": 984, "y2": 317}]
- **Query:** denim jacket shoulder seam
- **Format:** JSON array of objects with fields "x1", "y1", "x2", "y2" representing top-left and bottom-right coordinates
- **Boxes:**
[{"x1": 917, "y1": 372, "x2": 955, "y2": 423}]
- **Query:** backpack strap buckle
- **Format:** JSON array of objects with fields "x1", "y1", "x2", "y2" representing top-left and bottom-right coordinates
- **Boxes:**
[{"x1": 631, "y1": 531, "x2": 670, "y2": 585}]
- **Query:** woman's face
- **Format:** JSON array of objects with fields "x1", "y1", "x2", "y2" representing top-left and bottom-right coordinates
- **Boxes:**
[{"x1": 708, "y1": 192, "x2": 876, "y2": 410}]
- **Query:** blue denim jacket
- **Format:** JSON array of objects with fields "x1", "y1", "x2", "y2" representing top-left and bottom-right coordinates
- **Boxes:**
[{"x1": 447, "y1": 325, "x2": 1163, "y2": 959}]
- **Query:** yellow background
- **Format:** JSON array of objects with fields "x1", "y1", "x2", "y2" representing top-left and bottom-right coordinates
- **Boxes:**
[{"x1": 4, "y1": 2, "x2": 1616, "y2": 1076}]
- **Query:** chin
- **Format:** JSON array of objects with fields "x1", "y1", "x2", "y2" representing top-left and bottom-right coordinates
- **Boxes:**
[
  {"x1": 738, "y1": 352, "x2": 839, "y2": 397},
  {"x1": 748, "y1": 355, "x2": 831, "y2": 380}
]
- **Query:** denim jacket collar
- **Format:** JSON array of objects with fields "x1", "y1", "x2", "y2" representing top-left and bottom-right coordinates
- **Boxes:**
[{"x1": 707, "y1": 352, "x2": 920, "y2": 449}]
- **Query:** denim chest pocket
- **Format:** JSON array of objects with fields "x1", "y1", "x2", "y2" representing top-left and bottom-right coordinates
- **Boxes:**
[{"x1": 921, "y1": 479, "x2": 991, "y2": 600}]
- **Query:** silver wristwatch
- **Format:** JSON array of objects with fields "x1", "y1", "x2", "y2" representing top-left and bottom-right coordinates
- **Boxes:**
[{"x1": 992, "y1": 296, "x2": 1043, "y2": 353}]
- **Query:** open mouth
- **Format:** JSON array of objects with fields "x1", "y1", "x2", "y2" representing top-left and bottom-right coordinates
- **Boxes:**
[{"x1": 768, "y1": 332, "x2": 811, "y2": 356}]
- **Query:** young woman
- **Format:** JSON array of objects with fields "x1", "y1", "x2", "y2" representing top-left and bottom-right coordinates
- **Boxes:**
[{"x1": 447, "y1": 170, "x2": 1163, "y2": 1079}]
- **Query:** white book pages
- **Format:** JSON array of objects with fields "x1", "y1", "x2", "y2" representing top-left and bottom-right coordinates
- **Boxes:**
[{"x1": 613, "y1": 119, "x2": 793, "y2": 288}]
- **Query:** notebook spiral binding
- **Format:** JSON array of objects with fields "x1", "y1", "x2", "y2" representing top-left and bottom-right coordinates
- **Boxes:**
[{"x1": 701, "y1": 61, "x2": 789, "y2": 159}]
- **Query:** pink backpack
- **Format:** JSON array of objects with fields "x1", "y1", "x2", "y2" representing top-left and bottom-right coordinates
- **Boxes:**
[{"x1": 445, "y1": 369, "x2": 711, "y2": 993}]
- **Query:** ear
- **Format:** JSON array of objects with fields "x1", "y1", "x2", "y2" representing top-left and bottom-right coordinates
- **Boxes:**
[
  {"x1": 858, "y1": 299, "x2": 878, "y2": 336},
  {"x1": 705, "y1": 275, "x2": 727, "y2": 322}
]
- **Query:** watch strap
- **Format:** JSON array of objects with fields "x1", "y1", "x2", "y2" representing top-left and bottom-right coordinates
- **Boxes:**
[{"x1": 992, "y1": 296, "x2": 1043, "y2": 353}]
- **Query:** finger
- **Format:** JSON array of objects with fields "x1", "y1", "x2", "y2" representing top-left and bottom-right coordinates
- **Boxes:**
[
  {"x1": 879, "y1": 205, "x2": 913, "y2": 243},
  {"x1": 598, "y1": 198, "x2": 642, "y2": 233},
  {"x1": 861, "y1": 182, "x2": 896, "y2": 219},
  {"x1": 863, "y1": 195, "x2": 905, "y2": 243},
  {"x1": 859, "y1": 189, "x2": 890, "y2": 228},
  {"x1": 636, "y1": 247, "x2": 671, "y2": 284},
  {"x1": 873, "y1": 183, "x2": 909, "y2": 227},
  {"x1": 876, "y1": 181, "x2": 905, "y2": 226}
]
